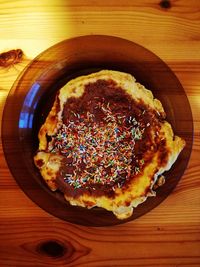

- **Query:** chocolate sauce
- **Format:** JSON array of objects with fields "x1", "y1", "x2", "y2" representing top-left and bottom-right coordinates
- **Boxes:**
[{"x1": 48, "y1": 79, "x2": 169, "y2": 198}]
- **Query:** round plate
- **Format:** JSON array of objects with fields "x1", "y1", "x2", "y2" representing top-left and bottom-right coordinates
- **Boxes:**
[{"x1": 2, "y1": 35, "x2": 193, "y2": 226}]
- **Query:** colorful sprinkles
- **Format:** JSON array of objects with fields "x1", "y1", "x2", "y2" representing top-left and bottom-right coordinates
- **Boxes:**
[{"x1": 48, "y1": 100, "x2": 146, "y2": 189}]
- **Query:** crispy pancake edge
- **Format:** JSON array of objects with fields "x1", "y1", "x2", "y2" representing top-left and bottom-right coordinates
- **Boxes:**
[{"x1": 34, "y1": 70, "x2": 185, "y2": 219}]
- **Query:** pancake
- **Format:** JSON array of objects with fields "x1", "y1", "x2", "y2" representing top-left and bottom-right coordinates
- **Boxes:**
[{"x1": 34, "y1": 70, "x2": 185, "y2": 219}]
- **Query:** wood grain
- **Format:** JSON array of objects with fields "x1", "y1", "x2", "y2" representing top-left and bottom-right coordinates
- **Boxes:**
[{"x1": 0, "y1": 0, "x2": 200, "y2": 266}]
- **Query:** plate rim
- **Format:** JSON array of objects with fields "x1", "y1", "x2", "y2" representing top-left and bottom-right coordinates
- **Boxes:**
[{"x1": 2, "y1": 35, "x2": 194, "y2": 226}]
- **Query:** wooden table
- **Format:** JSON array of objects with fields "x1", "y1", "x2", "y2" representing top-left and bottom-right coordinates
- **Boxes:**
[{"x1": 0, "y1": 1, "x2": 200, "y2": 266}]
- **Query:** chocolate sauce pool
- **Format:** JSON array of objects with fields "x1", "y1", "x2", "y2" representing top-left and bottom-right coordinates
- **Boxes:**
[{"x1": 47, "y1": 79, "x2": 168, "y2": 198}]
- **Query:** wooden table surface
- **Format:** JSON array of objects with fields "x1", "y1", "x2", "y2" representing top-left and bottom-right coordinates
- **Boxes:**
[{"x1": 0, "y1": 0, "x2": 200, "y2": 266}]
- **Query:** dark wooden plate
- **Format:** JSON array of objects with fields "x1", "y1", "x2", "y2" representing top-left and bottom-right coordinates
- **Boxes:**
[{"x1": 2, "y1": 35, "x2": 193, "y2": 226}]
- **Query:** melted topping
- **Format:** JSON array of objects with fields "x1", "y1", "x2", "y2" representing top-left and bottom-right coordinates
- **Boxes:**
[{"x1": 47, "y1": 79, "x2": 168, "y2": 198}]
